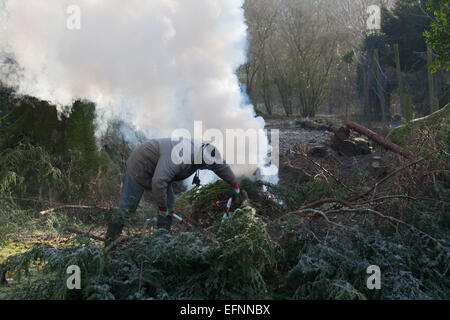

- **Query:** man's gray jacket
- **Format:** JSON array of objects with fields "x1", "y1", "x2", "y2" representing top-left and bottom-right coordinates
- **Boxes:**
[{"x1": 126, "y1": 138, "x2": 236, "y2": 210}]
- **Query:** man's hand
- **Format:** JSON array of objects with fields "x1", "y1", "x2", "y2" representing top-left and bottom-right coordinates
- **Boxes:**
[
  {"x1": 230, "y1": 182, "x2": 240, "y2": 197},
  {"x1": 158, "y1": 206, "x2": 169, "y2": 216}
]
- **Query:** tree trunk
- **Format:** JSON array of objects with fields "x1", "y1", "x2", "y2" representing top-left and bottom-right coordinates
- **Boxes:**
[
  {"x1": 427, "y1": 43, "x2": 436, "y2": 114},
  {"x1": 394, "y1": 44, "x2": 405, "y2": 117}
]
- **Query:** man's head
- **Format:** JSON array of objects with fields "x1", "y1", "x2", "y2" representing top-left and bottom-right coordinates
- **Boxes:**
[{"x1": 200, "y1": 143, "x2": 224, "y2": 167}]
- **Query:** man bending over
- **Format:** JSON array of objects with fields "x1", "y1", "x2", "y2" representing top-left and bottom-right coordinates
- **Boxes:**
[{"x1": 105, "y1": 138, "x2": 240, "y2": 243}]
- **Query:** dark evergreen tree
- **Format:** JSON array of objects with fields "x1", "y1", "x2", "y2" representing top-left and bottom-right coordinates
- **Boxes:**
[
  {"x1": 357, "y1": 0, "x2": 448, "y2": 118},
  {"x1": 0, "y1": 94, "x2": 102, "y2": 200},
  {"x1": 424, "y1": 0, "x2": 450, "y2": 71},
  {"x1": 356, "y1": 34, "x2": 393, "y2": 122},
  {"x1": 381, "y1": 0, "x2": 430, "y2": 72}
]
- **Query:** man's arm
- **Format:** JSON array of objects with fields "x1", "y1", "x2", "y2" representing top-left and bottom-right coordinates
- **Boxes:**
[
  {"x1": 152, "y1": 156, "x2": 178, "y2": 210},
  {"x1": 211, "y1": 163, "x2": 240, "y2": 196},
  {"x1": 167, "y1": 183, "x2": 175, "y2": 211},
  {"x1": 209, "y1": 163, "x2": 237, "y2": 185}
]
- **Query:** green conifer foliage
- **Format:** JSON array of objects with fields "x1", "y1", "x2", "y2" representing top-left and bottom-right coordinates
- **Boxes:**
[{"x1": 62, "y1": 100, "x2": 100, "y2": 183}]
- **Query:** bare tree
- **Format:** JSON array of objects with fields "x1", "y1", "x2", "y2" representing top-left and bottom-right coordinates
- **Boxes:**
[
  {"x1": 241, "y1": 0, "x2": 397, "y2": 118},
  {"x1": 277, "y1": 0, "x2": 337, "y2": 117},
  {"x1": 242, "y1": 0, "x2": 280, "y2": 115}
]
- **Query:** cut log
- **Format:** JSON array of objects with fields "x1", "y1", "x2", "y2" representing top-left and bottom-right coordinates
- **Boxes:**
[{"x1": 343, "y1": 121, "x2": 416, "y2": 159}]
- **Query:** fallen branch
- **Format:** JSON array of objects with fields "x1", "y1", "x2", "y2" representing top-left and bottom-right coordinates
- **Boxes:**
[
  {"x1": 289, "y1": 205, "x2": 445, "y2": 248},
  {"x1": 271, "y1": 199, "x2": 352, "y2": 226},
  {"x1": 348, "y1": 157, "x2": 425, "y2": 202},
  {"x1": 39, "y1": 205, "x2": 111, "y2": 216},
  {"x1": 283, "y1": 153, "x2": 313, "y2": 178},
  {"x1": 290, "y1": 209, "x2": 348, "y2": 230},
  {"x1": 356, "y1": 195, "x2": 418, "y2": 205},
  {"x1": 344, "y1": 121, "x2": 416, "y2": 159},
  {"x1": 290, "y1": 147, "x2": 355, "y2": 192},
  {"x1": 327, "y1": 207, "x2": 444, "y2": 246}
]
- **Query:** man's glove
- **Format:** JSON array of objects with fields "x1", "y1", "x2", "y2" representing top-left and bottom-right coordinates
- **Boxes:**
[
  {"x1": 157, "y1": 207, "x2": 173, "y2": 231},
  {"x1": 230, "y1": 182, "x2": 240, "y2": 197}
]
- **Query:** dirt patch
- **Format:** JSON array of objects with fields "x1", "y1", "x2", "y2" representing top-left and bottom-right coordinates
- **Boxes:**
[{"x1": 264, "y1": 116, "x2": 392, "y2": 188}]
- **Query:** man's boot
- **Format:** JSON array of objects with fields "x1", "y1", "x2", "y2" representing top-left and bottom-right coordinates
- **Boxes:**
[
  {"x1": 156, "y1": 214, "x2": 172, "y2": 231},
  {"x1": 105, "y1": 209, "x2": 126, "y2": 247},
  {"x1": 105, "y1": 221, "x2": 124, "y2": 247}
]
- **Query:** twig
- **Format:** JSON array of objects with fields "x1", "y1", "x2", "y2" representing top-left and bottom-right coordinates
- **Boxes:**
[
  {"x1": 327, "y1": 207, "x2": 444, "y2": 246},
  {"x1": 39, "y1": 205, "x2": 111, "y2": 216},
  {"x1": 290, "y1": 147, "x2": 354, "y2": 192},
  {"x1": 103, "y1": 235, "x2": 126, "y2": 253},
  {"x1": 290, "y1": 209, "x2": 348, "y2": 230},
  {"x1": 348, "y1": 157, "x2": 425, "y2": 202},
  {"x1": 283, "y1": 154, "x2": 313, "y2": 177},
  {"x1": 290, "y1": 205, "x2": 445, "y2": 248},
  {"x1": 357, "y1": 195, "x2": 418, "y2": 205},
  {"x1": 370, "y1": 157, "x2": 425, "y2": 200},
  {"x1": 299, "y1": 198, "x2": 355, "y2": 210}
]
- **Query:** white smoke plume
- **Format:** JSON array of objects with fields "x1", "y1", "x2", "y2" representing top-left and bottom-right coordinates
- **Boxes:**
[{"x1": 0, "y1": 0, "x2": 277, "y2": 180}]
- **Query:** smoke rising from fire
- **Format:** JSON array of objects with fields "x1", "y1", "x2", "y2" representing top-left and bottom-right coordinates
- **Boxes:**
[{"x1": 0, "y1": 0, "x2": 276, "y2": 180}]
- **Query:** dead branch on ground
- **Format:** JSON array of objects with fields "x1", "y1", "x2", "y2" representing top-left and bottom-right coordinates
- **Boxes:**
[
  {"x1": 348, "y1": 157, "x2": 425, "y2": 202},
  {"x1": 344, "y1": 121, "x2": 416, "y2": 159},
  {"x1": 39, "y1": 205, "x2": 111, "y2": 216}
]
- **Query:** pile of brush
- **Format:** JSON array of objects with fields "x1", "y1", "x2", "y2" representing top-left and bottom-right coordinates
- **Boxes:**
[
  {"x1": 2, "y1": 177, "x2": 449, "y2": 300},
  {"x1": 1, "y1": 183, "x2": 280, "y2": 299}
]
